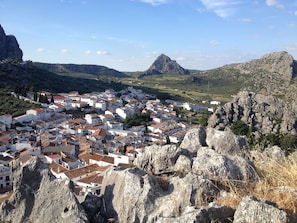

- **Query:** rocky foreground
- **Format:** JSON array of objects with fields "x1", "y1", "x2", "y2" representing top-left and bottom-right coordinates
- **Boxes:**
[{"x1": 1, "y1": 124, "x2": 296, "y2": 223}]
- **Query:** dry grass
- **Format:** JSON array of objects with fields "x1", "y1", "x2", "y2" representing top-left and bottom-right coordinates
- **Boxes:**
[
  {"x1": 0, "y1": 191, "x2": 13, "y2": 203},
  {"x1": 215, "y1": 157, "x2": 297, "y2": 220}
]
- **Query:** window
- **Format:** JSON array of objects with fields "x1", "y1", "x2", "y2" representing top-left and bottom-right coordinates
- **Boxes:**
[{"x1": 5, "y1": 176, "x2": 10, "y2": 181}]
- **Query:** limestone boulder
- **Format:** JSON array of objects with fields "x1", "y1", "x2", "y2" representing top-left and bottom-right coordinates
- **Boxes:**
[
  {"x1": 233, "y1": 196, "x2": 288, "y2": 223},
  {"x1": 134, "y1": 144, "x2": 181, "y2": 175}
]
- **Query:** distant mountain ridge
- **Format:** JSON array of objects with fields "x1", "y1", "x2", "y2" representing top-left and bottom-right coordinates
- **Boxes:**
[
  {"x1": 139, "y1": 54, "x2": 190, "y2": 78},
  {"x1": 33, "y1": 62, "x2": 128, "y2": 78}
]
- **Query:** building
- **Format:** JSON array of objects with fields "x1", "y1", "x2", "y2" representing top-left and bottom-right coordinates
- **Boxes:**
[{"x1": 0, "y1": 164, "x2": 12, "y2": 193}]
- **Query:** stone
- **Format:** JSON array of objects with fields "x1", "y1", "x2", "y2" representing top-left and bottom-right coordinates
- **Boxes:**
[
  {"x1": 192, "y1": 147, "x2": 258, "y2": 182},
  {"x1": 208, "y1": 91, "x2": 297, "y2": 135},
  {"x1": 134, "y1": 144, "x2": 181, "y2": 175},
  {"x1": 233, "y1": 196, "x2": 288, "y2": 223},
  {"x1": 0, "y1": 157, "x2": 88, "y2": 223}
]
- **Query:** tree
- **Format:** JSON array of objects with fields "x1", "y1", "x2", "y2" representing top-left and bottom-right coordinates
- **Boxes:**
[
  {"x1": 50, "y1": 94, "x2": 54, "y2": 104},
  {"x1": 165, "y1": 135, "x2": 171, "y2": 145},
  {"x1": 33, "y1": 92, "x2": 38, "y2": 101}
]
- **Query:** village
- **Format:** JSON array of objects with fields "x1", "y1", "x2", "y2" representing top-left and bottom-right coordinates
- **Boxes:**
[{"x1": 0, "y1": 86, "x2": 218, "y2": 200}]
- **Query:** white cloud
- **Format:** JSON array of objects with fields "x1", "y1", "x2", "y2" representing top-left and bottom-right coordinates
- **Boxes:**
[
  {"x1": 61, "y1": 48, "x2": 69, "y2": 53},
  {"x1": 96, "y1": 50, "x2": 109, "y2": 55},
  {"x1": 36, "y1": 48, "x2": 45, "y2": 53},
  {"x1": 209, "y1": 40, "x2": 219, "y2": 46},
  {"x1": 266, "y1": 0, "x2": 284, "y2": 8},
  {"x1": 283, "y1": 42, "x2": 297, "y2": 51},
  {"x1": 199, "y1": 0, "x2": 241, "y2": 18},
  {"x1": 84, "y1": 50, "x2": 91, "y2": 54},
  {"x1": 133, "y1": 0, "x2": 170, "y2": 5}
]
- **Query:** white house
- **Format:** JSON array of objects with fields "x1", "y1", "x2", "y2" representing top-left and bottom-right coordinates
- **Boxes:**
[
  {"x1": 26, "y1": 108, "x2": 51, "y2": 121},
  {"x1": 0, "y1": 114, "x2": 12, "y2": 128},
  {"x1": 107, "y1": 153, "x2": 129, "y2": 166},
  {"x1": 0, "y1": 164, "x2": 12, "y2": 192},
  {"x1": 95, "y1": 100, "x2": 107, "y2": 111}
]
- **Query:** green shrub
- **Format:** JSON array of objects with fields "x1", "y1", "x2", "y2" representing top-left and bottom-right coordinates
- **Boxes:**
[{"x1": 230, "y1": 120, "x2": 249, "y2": 136}]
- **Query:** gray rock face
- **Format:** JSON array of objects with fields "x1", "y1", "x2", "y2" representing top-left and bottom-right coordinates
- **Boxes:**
[
  {"x1": 139, "y1": 54, "x2": 190, "y2": 77},
  {"x1": 208, "y1": 91, "x2": 297, "y2": 135},
  {"x1": 0, "y1": 25, "x2": 23, "y2": 61},
  {"x1": 233, "y1": 196, "x2": 288, "y2": 223},
  {"x1": 158, "y1": 203, "x2": 234, "y2": 223},
  {"x1": 134, "y1": 144, "x2": 182, "y2": 175},
  {"x1": 99, "y1": 167, "x2": 230, "y2": 222},
  {"x1": 233, "y1": 51, "x2": 296, "y2": 86},
  {"x1": 0, "y1": 157, "x2": 88, "y2": 223}
]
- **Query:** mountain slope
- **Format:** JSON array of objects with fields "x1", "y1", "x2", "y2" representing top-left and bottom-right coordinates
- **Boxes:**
[
  {"x1": 189, "y1": 51, "x2": 297, "y2": 100},
  {"x1": 0, "y1": 61, "x2": 125, "y2": 93},
  {"x1": 139, "y1": 54, "x2": 190, "y2": 78},
  {"x1": 33, "y1": 62, "x2": 129, "y2": 78}
]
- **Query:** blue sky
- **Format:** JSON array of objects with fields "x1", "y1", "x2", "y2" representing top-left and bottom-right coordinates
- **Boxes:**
[{"x1": 1, "y1": 0, "x2": 297, "y2": 71}]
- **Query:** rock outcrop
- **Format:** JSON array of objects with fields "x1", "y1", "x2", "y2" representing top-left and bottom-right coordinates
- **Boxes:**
[
  {"x1": 233, "y1": 196, "x2": 288, "y2": 223},
  {"x1": 208, "y1": 91, "x2": 297, "y2": 135},
  {"x1": 99, "y1": 167, "x2": 233, "y2": 222},
  {"x1": 0, "y1": 157, "x2": 88, "y2": 223},
  {"x1": 231, "y1": 51, "x2": 297, "y2": 86},
  {"x1": 139, "y1": 54, "x2": 190, "y2": 77},
  {"x1": 0, "y1": 25, "x2": 23, "y2": 61}
]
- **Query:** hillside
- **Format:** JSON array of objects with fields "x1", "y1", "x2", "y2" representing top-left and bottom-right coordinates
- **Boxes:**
[
  {"x1": 0, "y1": 60, "x2": 125, "y2": 93},
  {"x1": 189, "y1": 51, "x2": 297, "y2": 100},
  {"x1": 33, "y1": 62, "x2": 129, "y2": 78}
]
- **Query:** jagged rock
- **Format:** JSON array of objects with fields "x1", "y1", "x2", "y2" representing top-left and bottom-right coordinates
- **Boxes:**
[
  {"x1": 250, "y1": 145, "x2": 286, "y2": 167},
  {"x1": 134, "y1": 144, "x2": 181, "y2": 175},
  {"x1": 139, "y1": 54, "x2": 190, "y2": 77},
  {"x1": 0, "y1": 157, "x2": 88, "y2": 223},
  {"x1": 81, "y1": 194, "x2": 104, "y2": 223},
  {"x1": 158, "y1": 203, "x2": 234, "y2": 223},
  {"x1": 100, "y1": 167, "x2": 157, "y2": 222},
  {"x1": 179, "y1": 127, "x2": 207, "y2": 153},
  {"x1": 99, "y1": 168, "x2": 225, "y2": 222},
  {"x1": 174, "y1": 155, "x2": 192, "y2": 173},
  {"x1": 233, "y1": 196, "x2": 288, "y2": 223},
  {"x1": 208, "y1": 91, "x2": 297, "y2": 135},
  {"x1": 205, "y1": 128, "x2": 248, "y2": 156},
  {"x1": 192, "y1": 147, "x2": 257, "y2": 182},
  {"x1": 0, "y1": 25, "x2": 23, "y2": 61}
]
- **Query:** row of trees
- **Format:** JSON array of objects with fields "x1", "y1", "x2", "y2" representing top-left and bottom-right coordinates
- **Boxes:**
[{"x1": 14, "y1": 85, "x2": 54, "y2": 104}]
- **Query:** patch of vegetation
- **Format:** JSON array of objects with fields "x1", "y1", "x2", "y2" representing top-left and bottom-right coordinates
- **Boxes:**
[
  {"x1": 230, "y1": 120, "x2": 249, "y2": 136},
  {"x1": 125, "y1": 111, "x2": 152, "y2": 128},
  {"x1": 0, "y1": 89, "x2": 39, "y2": 117}
]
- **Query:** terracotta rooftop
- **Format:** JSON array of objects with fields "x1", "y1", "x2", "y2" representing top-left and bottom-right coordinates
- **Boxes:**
[
  {"x1": 49, "y1": 162, "x2": 68, "y2": 174},
  {"x1": 77, "y1": 173, "x2": 104, "y2": 185},
  {"x1": 63, "y1": 164, "x2": 110, "y2": 179},
  {"x1": 89, "y1": 153, "x2": 104, "y2": 162}
]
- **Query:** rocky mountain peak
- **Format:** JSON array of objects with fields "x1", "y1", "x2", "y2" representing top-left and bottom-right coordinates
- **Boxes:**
[
  {"x1": 231, "y1": 51, "x2": 297, "y2": 86},
  {"x1": 0, "y1": 25, "x2": 23, "y2": 61},
  {"x1": 139, "y1": 54, "x2": 190, "y2": 77}
]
